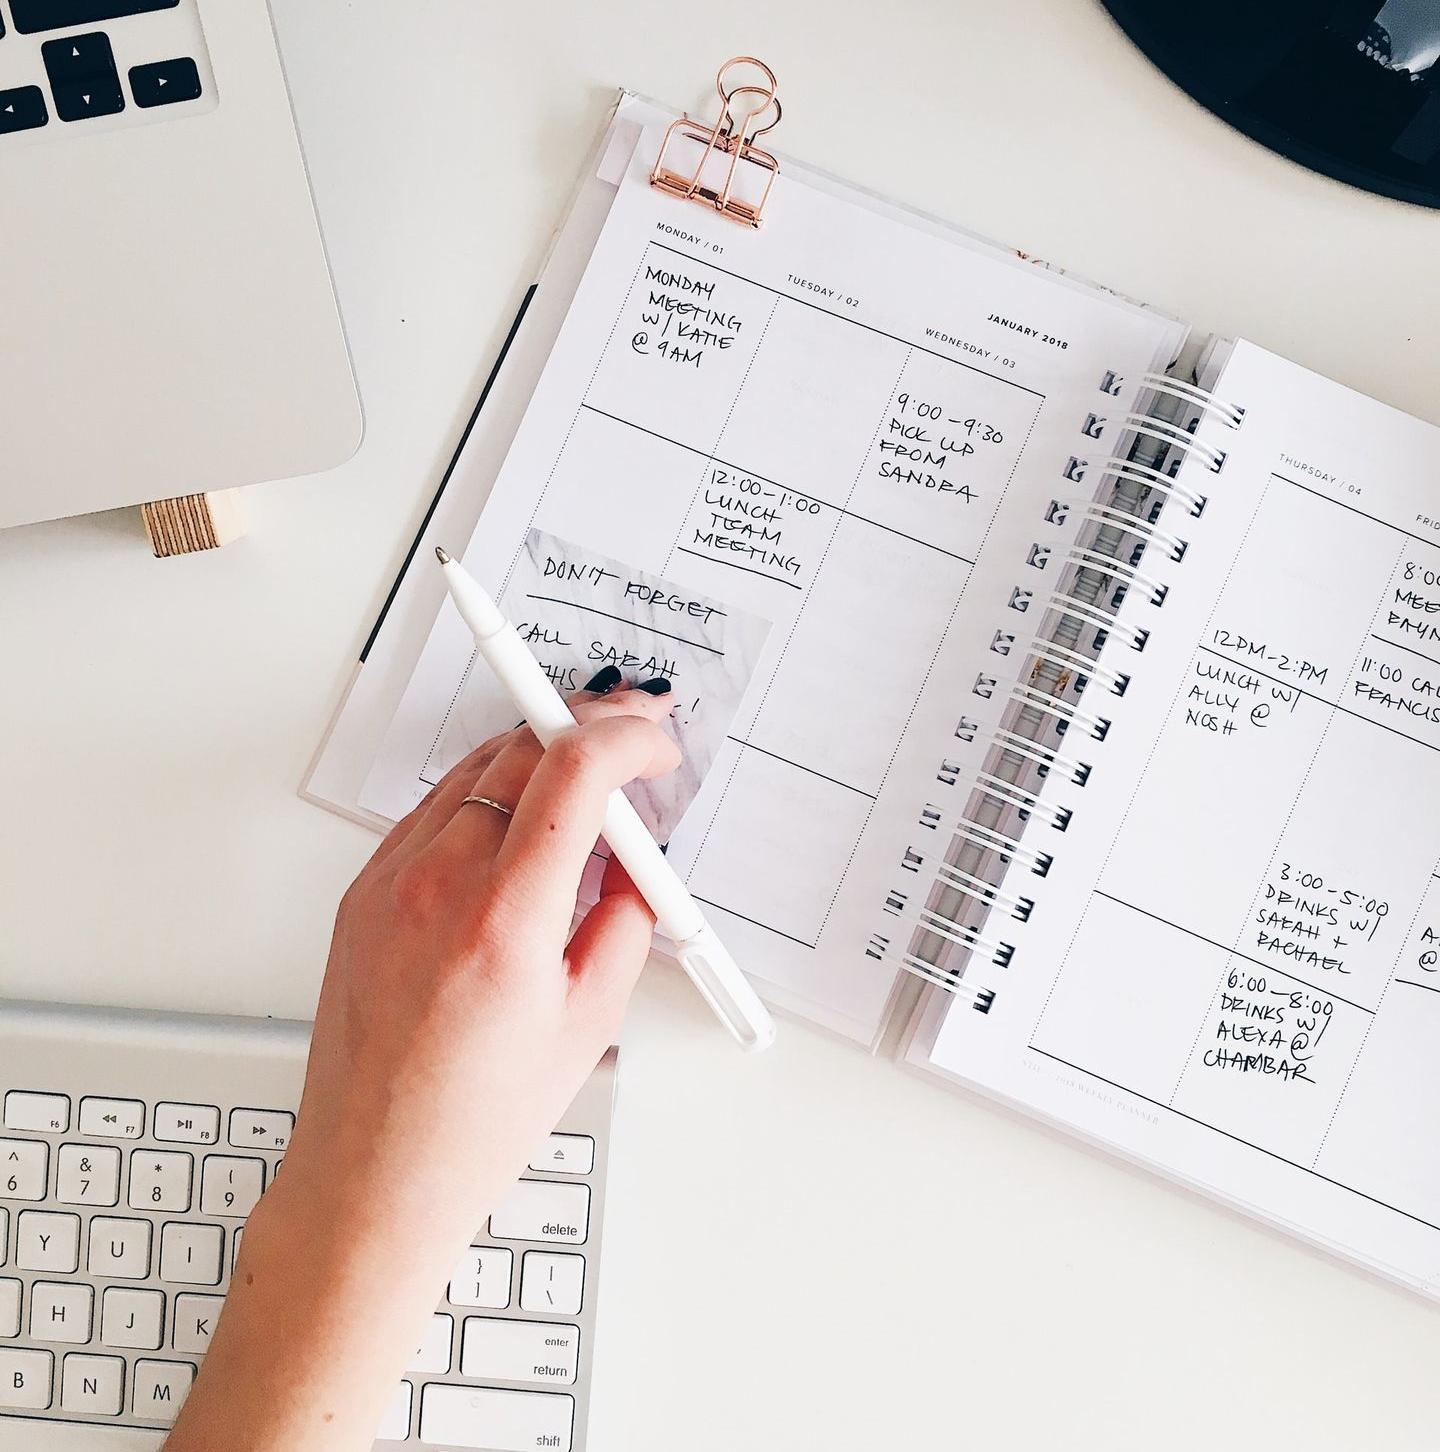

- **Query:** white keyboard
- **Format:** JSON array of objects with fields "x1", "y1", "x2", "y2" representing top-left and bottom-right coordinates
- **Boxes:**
[{"x1": 0, "y1": 1000, "x2": 616, "y2": 1451}]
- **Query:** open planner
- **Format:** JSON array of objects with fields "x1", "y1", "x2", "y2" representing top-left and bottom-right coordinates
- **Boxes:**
[{"x1": 307, "y1": 70, "x2": 1440, "y2": 1299}]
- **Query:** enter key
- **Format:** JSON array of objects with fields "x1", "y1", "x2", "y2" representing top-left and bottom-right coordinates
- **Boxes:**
[{"x1": 461, "y1": 1317, "x2": 579, "y2": 1385}]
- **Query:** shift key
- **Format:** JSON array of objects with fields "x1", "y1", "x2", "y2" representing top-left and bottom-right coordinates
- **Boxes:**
[
  {"x1": 489, "y1": 1181, "x2": 590, "y2": 1244},
  {"x1": 420, "y1": 1385, "x2": 574, "y2": 1452}
]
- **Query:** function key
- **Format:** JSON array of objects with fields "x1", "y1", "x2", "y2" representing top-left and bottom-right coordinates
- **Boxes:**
[
  {"x1": 42, "y1": 31, "x2": 124, "y2": 123},
  {"x1": 3, "y1": 1091, "x2": 69, "y2": 1134},
  {"x1": 228, "y1": 1109, "x2": 293, "y2": 1151},
  {"x1": 154, "y1": 1103, "x2": 220, "y2": 1145},
  {"x1": 130, "y1": 56, "x2": 200, "y2": 109},
  {"x1": 0, "y1": 87, "x2": 48, "y2": 136},
  {"x1": 529, "y1": 1133, "x2": 595, "y2": 1176},
  {"x1": 11, "y1": 0, "x2": 179, "y2": 35},
  {"x1": 79, "y1": 1097, "x2": 144, "y2": 1140}
]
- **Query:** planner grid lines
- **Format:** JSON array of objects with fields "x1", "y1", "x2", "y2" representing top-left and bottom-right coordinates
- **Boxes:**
[
  {"x1": 1029, "y1": 1047, "x2": 1440, "y2": 1237},
  {"x1": 1162, "y1": 539, "x2": 1410, "y2": 1109},
  {"x1": 418, "y1": 247, "x2": 658, "y2": 786},
  {"x1": 1025, "y1": 464, "x2": 1440, "y2": 1229},
  {"x1": 632, "y1": 245, "x2": 1046, "y2": 952},
  {"x1": 410, "y1": 230, "x2": 1051, "y2": 956},
  {"x1": 1025, "y1": 476, "x2": 1275, "y2": 1044},
  {"x1": 679, "y1": 348, "x2": 913, "y2": 943}
]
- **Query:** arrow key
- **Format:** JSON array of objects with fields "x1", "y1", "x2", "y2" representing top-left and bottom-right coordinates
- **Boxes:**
[
  {"x1": 0, "y1": 86, "x2": 48, "y2": 136},
  {"x1": 42, "y1": 31, "x2": 124, "y2": 122},
  {"x1": 130, "y1": 57, "x2": 201, "y2": 109}
]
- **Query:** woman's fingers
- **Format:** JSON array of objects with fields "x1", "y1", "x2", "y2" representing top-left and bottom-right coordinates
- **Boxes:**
[
  {"x1": 365, "y1": 734, "x2": 511, "y2": 870},
  {"x1": 379, "y1": 676, "x2": 655, "y2": 870},
  {"x1": 420, "y1": 686, "x2": 677, "y2": 885},
  {"x1": 492, "y1": 709, "x2": 680, "y2": 932},
  {"x1": 564, "y1": 856, "x2": 655, "y2": 1030}
]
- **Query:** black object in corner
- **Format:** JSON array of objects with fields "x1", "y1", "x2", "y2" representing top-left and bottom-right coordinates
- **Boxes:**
[{"x1": 1099, "y1": 0, "x2": 1440, "y2": 209}]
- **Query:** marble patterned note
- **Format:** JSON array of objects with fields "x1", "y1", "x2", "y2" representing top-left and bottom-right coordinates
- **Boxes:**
[{"x1": 371, "y1": 527, "x2": 771, "y2": 842}]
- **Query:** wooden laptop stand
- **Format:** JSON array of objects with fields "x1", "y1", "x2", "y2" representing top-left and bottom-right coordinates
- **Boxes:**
[{"x1": 140, "y1": 490, "x2": 246, "y2": 557}]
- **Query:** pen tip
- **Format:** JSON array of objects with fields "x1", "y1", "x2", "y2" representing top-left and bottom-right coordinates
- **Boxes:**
[{"x1": 435, "y1": 546, "x2": 452, "y2": 566}]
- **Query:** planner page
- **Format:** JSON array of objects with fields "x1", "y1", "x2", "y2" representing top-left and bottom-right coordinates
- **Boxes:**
[
  {"x1": 360, "y1": 125, "x2": 1185, "y2": 1042},
  {"x1": 921, "y1": 339, "x2": 1440, "y2": 1295}
]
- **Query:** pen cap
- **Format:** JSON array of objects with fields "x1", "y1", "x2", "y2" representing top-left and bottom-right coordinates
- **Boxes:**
[{"x1": 673, "y1": 924, "x2": 776, "y2": 1052}]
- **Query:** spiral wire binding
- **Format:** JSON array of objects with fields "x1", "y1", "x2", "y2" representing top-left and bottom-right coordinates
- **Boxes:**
[{"x1": 868, "y1": 366, "x2": 1245, "y2": 1010}]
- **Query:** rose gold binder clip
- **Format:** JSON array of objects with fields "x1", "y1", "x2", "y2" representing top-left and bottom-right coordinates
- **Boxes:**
[{"x1": 650, "y1": 56, "x2": 781, "y2": 227}]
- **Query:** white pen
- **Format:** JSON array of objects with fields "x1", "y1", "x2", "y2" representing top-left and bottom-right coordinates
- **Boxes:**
[{"x1": 434, "y1": 546, "x2": 776, "y2": 1052}]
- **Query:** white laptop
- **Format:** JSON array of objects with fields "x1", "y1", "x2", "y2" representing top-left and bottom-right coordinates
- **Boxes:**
[{"x1": 0, "y1": 0, "x2": 362, "y2": 529}]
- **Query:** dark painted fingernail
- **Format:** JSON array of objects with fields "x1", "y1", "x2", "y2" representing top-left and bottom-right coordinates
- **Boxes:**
[
  {"x1": 637, "y1": 677, "x2": 672, "y2": 695},
  {"x1": 583, "y1": 666, "x2": 623, "y2": 693}
]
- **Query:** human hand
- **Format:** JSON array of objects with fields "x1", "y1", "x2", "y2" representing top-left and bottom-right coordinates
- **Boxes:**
[{"x1": 167, "y1": 670, "x2": 679, "y2": 1452}]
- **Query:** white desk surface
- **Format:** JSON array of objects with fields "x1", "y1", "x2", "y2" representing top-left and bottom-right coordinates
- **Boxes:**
[{"x1": 4, "y1": 2, "x2": 1440, "y2": 1446}]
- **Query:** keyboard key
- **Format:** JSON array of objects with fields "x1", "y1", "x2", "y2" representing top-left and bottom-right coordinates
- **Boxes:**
[
  {"x1": 154, "y1": 1103, "x2": 220, "y2": 1146},
  {"x1": 3, "y1": 1091, "x2": 68, "y2": 1134},
  {"x1": 29, "y1": 1281, "x2": 93, "y2": 1344},
  {"x1": 130, "y1": 56, "x2": 201, "y2": 109},
  {"x1": 530, "y1": 1134, "x2": 595, "y2": 1176},
  {"x1": 88, "y1": 1216, "x2": 152, "y2": 1279},
  {"x1": 460, "y1": 1317, "x2": 579, "y2": 1385},
  {"x1": 0, "y1": 87, "x2": 47, "y2": 136},
  {"x1": 11, "y1": 0, "x2": 179, "y2": 33},
  {"x1": 200, "y1": 1155, "x2": 265, "y2": 1217},
  {"x1": 0, "y1": 1207, "x2": 6, "y2": 1264},
  {"x1": 449, "y1": 1246, "x2": 513, "y2": 1308},
  {"x1": 43, "y1": 32, "x2": 125, "y2": 123},
  {"x1": 520, "y1": 1252, "x2": 585, "y2": 1316},
  {"x1": 79, "y1": 1097, "x2": 145, "y2": 1140},
  {"x1": 490, "y1": 1180, "x2": 590, "y2": 1245},
  {"x1": 420, "y1": 1384, "x2": 574, "y2": 1452},
  {"x1": 0, "y1": 1347, "x2": 53, "y2": 1410},
  {"x1": 16, "y1": 1210, "x2": 80, "y2": 1273},
  {"x1": 0, "y1": 1279, "x2": 20, "y2": 1338},
  {"x1": 159, "y1": 1222, "x2": 223, "y2": 1286},
  {"x1": 101, "y1": 1287, "x2": 164, "y2": 1350},
  {"x1": 57, "y1": 1142, "x2": 121, "y2": 1206},
  {"x1": 378, "y1": 1381, "x2": 413, "y2": 1440},
  {"x1": 172, "y1": 1293, "x2": 222, "y2": 1355},
  {"x1": 228, "y1": 1108, "x2": 293, "y2": 1152},
  {"x1": 0, "y1": 1138, "x2": 47, "y2": 1199},
  {"x1": 413, "y1": 1312, "x2": 453, "y2": 1373},
  {"x1": 132, "y1": 1358, "x2": 193, "y2": 1425},
  {"x1": 129, "y1": 1150, "x2": 193, "y2": 1212},
  {"x1": 61, "y1": 1352, "x2": 125, "y2": 1415}
]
